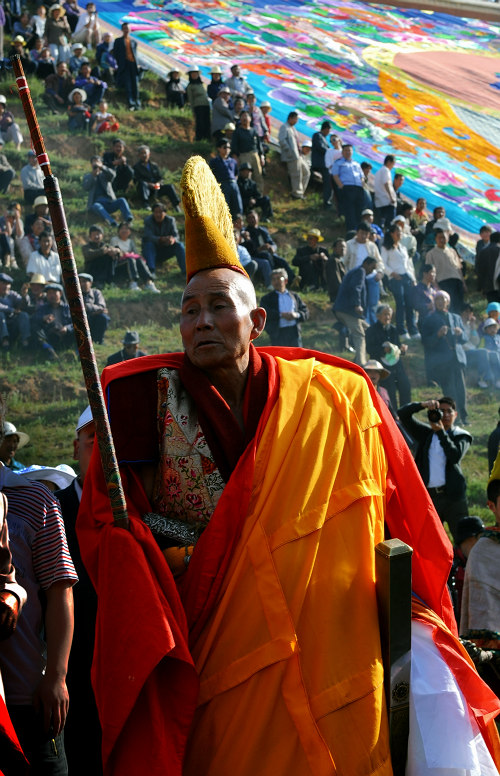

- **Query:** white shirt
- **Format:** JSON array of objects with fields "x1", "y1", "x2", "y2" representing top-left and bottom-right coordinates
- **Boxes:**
[
  {"x1": 277, "y1": 290, "x2": 295, "y2": 328},
  {"x1": 324, "y1": 147, "x2": 342, "y2": 174},
  {"x1": 373, "y1": 165, "x2": 395, "y2": 208},
  {"x1": 26, "y1": 250, "x2": 61, "y2": 282},
  {"x1": 381, "y1": 243, "x2": 415, "y2": 281},
  {"x1": 427, "y1": 433, "x2": 446, "y2": 488}
]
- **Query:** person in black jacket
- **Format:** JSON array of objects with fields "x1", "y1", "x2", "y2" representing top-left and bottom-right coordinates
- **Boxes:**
[
  {"x1": 398, "y1": 397, "x2": 471, "y2": 542},
  {"x1": 311, "y1": 120, "x2": 332, "y2": 208},
  {"x1": 260, "y1": 268, "x2": 309, "y2": 346},
  {"x1": 133, "y1": 145, "x2": 180, "y2": 211},
  {"x1": 113, "y1": 22, "x2": 140, "y2": 110}
]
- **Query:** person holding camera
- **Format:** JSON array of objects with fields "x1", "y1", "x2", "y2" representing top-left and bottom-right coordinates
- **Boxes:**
[{"x1": 398, "y1": 397, "x2": 471, "y2": 543}]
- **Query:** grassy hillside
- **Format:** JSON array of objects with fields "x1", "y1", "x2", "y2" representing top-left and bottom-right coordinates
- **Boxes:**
[{"x1": 0, "y1": 71, "x2": 496, "y2": 523}]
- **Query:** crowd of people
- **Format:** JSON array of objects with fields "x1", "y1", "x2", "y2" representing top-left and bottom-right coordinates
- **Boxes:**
[{"x1": 0, "y1": 3, "x2": 500, "y2": 773}]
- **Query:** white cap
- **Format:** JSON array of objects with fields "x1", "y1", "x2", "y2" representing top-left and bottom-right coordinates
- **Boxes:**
[{"x1": 76, "y1": 405, "x2": 93, "y2": 434}]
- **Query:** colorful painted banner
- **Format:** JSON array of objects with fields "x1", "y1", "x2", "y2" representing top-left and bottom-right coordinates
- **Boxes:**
[{"x1": 97, "y1": 0, "x2": 500, "y2": 234}]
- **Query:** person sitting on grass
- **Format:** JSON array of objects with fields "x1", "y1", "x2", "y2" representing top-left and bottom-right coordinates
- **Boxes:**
[
  {"x1": 81, "y1": 224, "x2": 119, "y2": 287},
  {"x1": 67, "y1": 87, "x2": 91, "y2": 133},
  {"x1": 91, "y1": 99, "x2": 119, "y2": 134},
  {"x1": 78, "y1": 272, "x2": 110, "y2": 345},
  {"x1": 109, "y1": 222, "x2": 160, "y2": 293},
  {"x1": 33, "y1": 282, "x2": 75, "y2": 361}
]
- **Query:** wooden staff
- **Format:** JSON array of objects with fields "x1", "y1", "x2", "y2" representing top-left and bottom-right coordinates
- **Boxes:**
[{"x1": 11, "y1": 55, "x2": 129, "y2": 529}]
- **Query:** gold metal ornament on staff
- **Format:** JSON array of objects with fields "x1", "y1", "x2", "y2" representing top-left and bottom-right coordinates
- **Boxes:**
[{"x1": 10, "y1": 54, "x2": 129, "y2": 530}]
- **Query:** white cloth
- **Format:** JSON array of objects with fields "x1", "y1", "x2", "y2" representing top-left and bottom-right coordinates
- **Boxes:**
[
  {"x1": 374, "y1": 164, "x2": 395, "y2": 208},
  {"x1": 406, "y1": 620, "x2": 498, "y2": 776},
  {"x1": 324, "y1": 146, "x2": 342, "y2": 173},
  {"x1": 427, "y1": 433, "x2": 447, "y2": 488}
]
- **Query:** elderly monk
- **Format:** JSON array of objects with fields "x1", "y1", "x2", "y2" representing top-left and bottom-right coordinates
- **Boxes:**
[{"x1": 78, "y1": 157, "x2": 500, "y2": 776}]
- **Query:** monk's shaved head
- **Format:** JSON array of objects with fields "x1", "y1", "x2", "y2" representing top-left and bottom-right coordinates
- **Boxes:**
[{"x1": 181, "y1": 268, "x2": 257, "y2": 312}]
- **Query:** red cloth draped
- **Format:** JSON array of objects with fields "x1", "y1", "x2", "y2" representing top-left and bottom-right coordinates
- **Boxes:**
[
  {"x1": 78, "y1": 346, "x2": 458, "y2": 776},
  {"x1": 0, "y1": 693, "x2": 28, "y2": 776}
]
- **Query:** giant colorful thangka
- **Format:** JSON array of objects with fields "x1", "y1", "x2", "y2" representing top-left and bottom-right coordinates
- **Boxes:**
[{"x1": 97, "y1": 0, "x2": 500, "y2": 234}]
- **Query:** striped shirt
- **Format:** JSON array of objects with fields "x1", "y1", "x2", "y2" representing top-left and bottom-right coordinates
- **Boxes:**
[{"x1": 0, "y1": 477, "x2": 77, "y2": 704}]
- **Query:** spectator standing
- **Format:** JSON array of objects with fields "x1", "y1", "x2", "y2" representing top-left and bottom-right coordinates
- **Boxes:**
[
  {"x1": 186, "y1": 65, "x2": 210, "y2": 141},
  {"x1": 421, "y1": 290, "x2": 468, "y2": 424},
  {"x1": 476, "y1": 232, "x2": 500, "y2": 304},
  {"x1": 398, "y1": 397, "x2": 471, "y2": 542},
  {"x1": 55, "y1": 406, "x2": 102, "y2": 776},
  {"x1": 278, "y1": 111, "x2": 310, "y2": 200},
  {"x1": 106, "y1": 330, "x2": 146, "y2": 366},
  {"x1": 0, "y1": 462, "x2": 77, "y2": 774},
  {"x1": 165, "y1": 68, "x2": 186, "y2": 109},
  {"x1": 142, "y1": 203, "x2": 186, "y2": 275},
  {"x1": 381, "y1": 222, "x2": 418, "y2": 339},
  {"x1": 133, "y1": 145, "x2": 181, "y2": 211},
  {"x1": 365, "y1": 303, "x2": 411, "y2": 409},
  {"x1": 260, "y1": 268, "x2": 309, "y2": 346},
  {"x1": 344, "y1": 222, "x2": 384, "y2": 325},
  {"x1": 333, "y1": 255, "x2": 378, "y2": 364},
  {"x1": 373, "y1": 155, "x2": 397, "y2": 229},
  {"x1": 206, "y1": 65, "x2": 225, "y2": 101},
  {"x1": 113, "y1": 22, "x2": 140, "y2": 111},
  {"x1": 331, "y1": 143, "x2": 365, "y2": 232},
  {"x1": 426, "y1": 229, "x2": 465, "y2": 313},
  {"x1": 45, "y1": 3, "x2": 71, "y2": 63},
  {"x1": 78, "y1": 272, "x2": 109, "y2": 344},
  {"x1": 476, "y1": 225, "x2": 492, "y2": 262},
  {"x1": 83, "y1": 156, "x2": 133, "y2": 226},
  {"x1": 460, "y1": 478, "x2": 500, "y2": 659},
  {"x1": 326, "y1": 237, "x2": 346, "y2": 304},
  {"x1": 211, "y1": 85, "x2": 233, "y2": 142},
  {"x1": 225, "y1": 63, "x2": 251, "y2": 98},
  {"x1": 412, "y1": 263, "x2": 437, "y2": 331},
  {"x1": 208, "y1": 139, "x2": 243, "y2": 218},
  {"x1": 311, "y1": 121, "x2": 333, "y2": 208},
  {"x1": 230, "y1": 110, "x2": 264, "y2": 191},
  {"x1": 20, "y1": 150, "x2": 45, "y2": 205}
]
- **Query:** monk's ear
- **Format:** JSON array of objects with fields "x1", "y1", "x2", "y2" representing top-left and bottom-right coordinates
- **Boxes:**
[{"x1": 249, "y1": 307, "x2": 266, "y2": 340}]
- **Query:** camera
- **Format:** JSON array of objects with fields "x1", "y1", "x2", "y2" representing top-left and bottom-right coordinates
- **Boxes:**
[{"x1": 427, "y1": 408, "x2": 443, "y2": 423}]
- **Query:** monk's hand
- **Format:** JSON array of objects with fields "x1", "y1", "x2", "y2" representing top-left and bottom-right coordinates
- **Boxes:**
[{"x1": 0, "y1": 591, "x2": 19, "y2": 640}]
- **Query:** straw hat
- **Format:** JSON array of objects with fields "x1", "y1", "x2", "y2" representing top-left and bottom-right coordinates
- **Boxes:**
[
  {"x1": 303, "y1": 228, "x2": 324, "y2": 242},
  {"x1": 362, "y1": 359, "x2": 390, "y2": 380}
]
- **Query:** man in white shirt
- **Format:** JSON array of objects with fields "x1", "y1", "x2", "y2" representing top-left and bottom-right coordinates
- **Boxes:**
[
  {"x1": 72, "y1": 1, "x2": 100, "y2": 47},
  {"x1": 373, "y1": 155, "x2": 397, "y2": 229},
  {"x1": 26, "y1": 232, "x2": 61, "y2": 282}
]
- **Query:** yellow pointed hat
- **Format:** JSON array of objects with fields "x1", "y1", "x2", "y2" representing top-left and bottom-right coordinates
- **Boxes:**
[{"x1": 181, "y1": 155, "x2": 248, "y2": 282}]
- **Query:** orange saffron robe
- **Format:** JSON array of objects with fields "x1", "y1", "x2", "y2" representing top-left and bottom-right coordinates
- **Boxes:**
[{"x1": 78, "y1": 349, "x2": 500, "y2": 776}]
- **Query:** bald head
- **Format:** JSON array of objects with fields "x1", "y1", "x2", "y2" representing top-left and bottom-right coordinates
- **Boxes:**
[{"x1": 180, "y1": 268, "x2": 266, "y2": 377}]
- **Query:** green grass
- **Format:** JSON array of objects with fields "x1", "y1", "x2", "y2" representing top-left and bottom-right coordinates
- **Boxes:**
[{"x1": 0, "y1": 70, "x2": 496, "y2": 518}]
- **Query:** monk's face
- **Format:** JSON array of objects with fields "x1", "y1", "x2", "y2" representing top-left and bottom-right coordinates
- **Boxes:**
[{"x1": 180, "y1": 268, "x2": 265, "y2": 374}]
